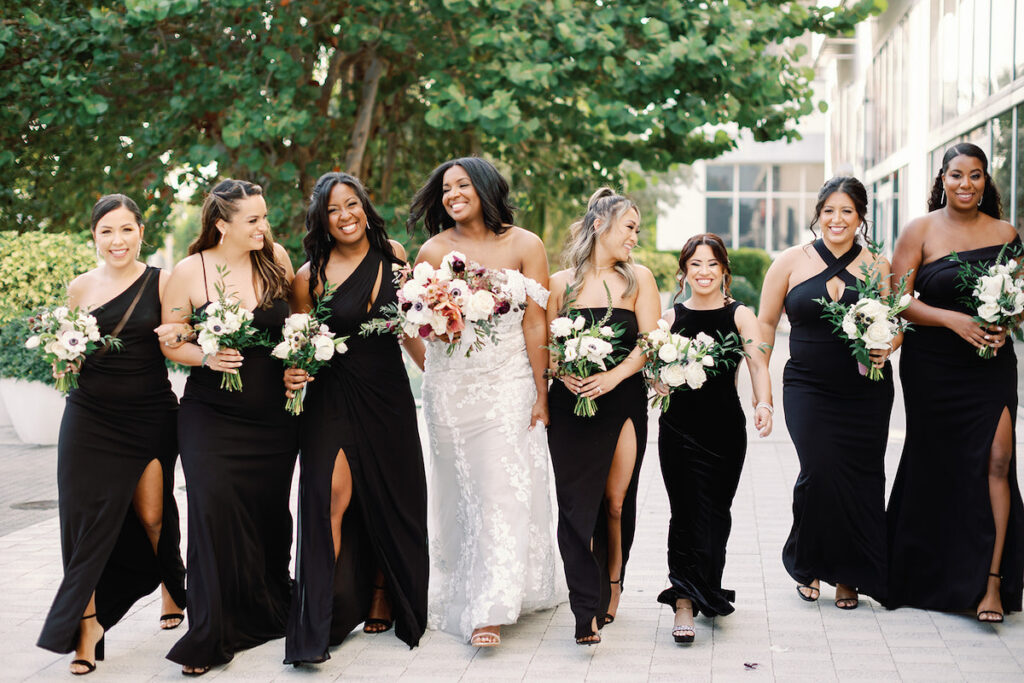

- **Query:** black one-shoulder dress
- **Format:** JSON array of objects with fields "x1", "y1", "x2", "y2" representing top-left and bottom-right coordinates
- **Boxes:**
[
  {"x1": 167, "y1": 267, "x2": 298, "y2": 668},
  {"x1": 285, "y1": 247, "x2": 428, "y2": 664},
  {"x1": 656, "y1": 300, "x2": 746, "y2": 617},
  {"x1": 547, "y1": 308, "x2": 648, "y2": 638},
  {"x1": 781, "y1": 240, "x2": 893, "y2": 602},
  {"x1": 38, "y1": 266, "x2": 186, "y2": 654},
  {"x1": 887, "y1": 238, "x2": 1023, "y2": 612}
]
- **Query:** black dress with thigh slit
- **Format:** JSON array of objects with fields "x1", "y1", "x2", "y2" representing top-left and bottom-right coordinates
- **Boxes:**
[
  {"x1": 547, "y1": 308, "x2": 647, "y2": 638},
  {"x1": 887, "y1": 238, "x2": 1023, "y2": 612},
  {"x1": 781, "y1": 240, "x2": 893, "y2": 603},
  {"x1": 285, "y1": 247, "x2": 428, "y2": 664},
  {"x1": 38, "y1": 266, "x2": 186, "y2": 654},
  {"x1": 656, "y1": 300, "x2": 747, "y2": 617},
  {"x1": 167, "y1": 272, "x2": 298, "y2": 667}
]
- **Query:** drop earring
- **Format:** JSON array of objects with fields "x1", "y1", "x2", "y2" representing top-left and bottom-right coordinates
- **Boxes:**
[
  {"x1": 218, "y1": 231, "x2": 225, "y2": 246},
  {"x1": 978, "y1": 196, "x2": 984, "y2": 208},
  {"x1": 940, "y1": 189, "x2": 946, "y2": 206}
]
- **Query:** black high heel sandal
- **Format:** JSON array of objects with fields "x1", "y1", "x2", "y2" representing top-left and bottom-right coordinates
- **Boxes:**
[
  {"x1": 363, "y1": 583, "x2": 394, "y2": 633},
  {"x1": 70, "y1": 614, "x2": 104, "y2": 676},
  {"x1": 603, "y1": 578, "x2": 622, "y2": 626},
  {"x1": 575, "y1": 616, "x2": 601, "y2": 646},
  {"x1": 977, "y1": 572, "x2": 1005, "y2": 623}
]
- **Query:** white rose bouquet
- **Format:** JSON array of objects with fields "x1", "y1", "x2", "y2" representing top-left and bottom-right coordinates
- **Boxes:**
[
  {"x1": 816, "y1": 240, "x2": 912, "y2": 379},
  {"x1": 24, "y1": 306, "x2": 122, "y2": 393},
  {"x1": 546, "y1": 301, "x2": 625, "y2": 417},
  {"x1": 192, "y1": 266, "x2": 258, "y2": 392},
  {"x1": 270, "y1": 283, "x2": 348, "y2": 415},
  {"x1": 638, "y1": 319, "x2": 746, "y2": 412},
  {"x1": 360, "y1": 250, "x2": 513, "y2": 356},
  {"x1": 951, "y1": 244, "x2": 1024, "y2": 358}
]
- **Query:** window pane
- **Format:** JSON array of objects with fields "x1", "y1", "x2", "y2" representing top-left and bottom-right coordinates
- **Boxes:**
[
  {"x1": 941, "y1": 0, "x2": 959, "y2": 122},
  {"x1": 738, "y1": 197, "x2": 767, "y2": 249},
  {"x1": 993, "y1": 0, "x2": 1014, "y2": 89},
  {"x1": 1017, "y1": 104, "x2": 1024, "y2": 230},
  {"x1": 773, "y1": 197, "x2": 805, "y2": 250},
  {"x1": 739, "y1": 164, "x2": 769, "y2": 191},
  {"x1": 958, "y1": 0, "x2": 974, "y2": 115},
  {"x1": 992, "y1": 109, "x2": 1013, "y2": 219},
  {"x1": 706, "y1": 165, "x2": 733, "y2": 191},
  {"x1": 1017, "y1": 0, "x2": 1024, "y2": 78},
  {"x1": 976, "y1": 0, "x2": 991, "y2": 101},
  {"x1": 776, "y1": 165, "x2": 803, "y2": 192},
  {"x1": 705, "y1": 198, "x2": 733, "y2": 245},
  {"x1": 807, "y1": 164, "x2": 825, "y2": 190}
]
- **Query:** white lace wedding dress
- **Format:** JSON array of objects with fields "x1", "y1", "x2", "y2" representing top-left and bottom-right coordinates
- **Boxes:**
[{"x1": 422, "y1": 269, "x2": 562, "y2": 640}]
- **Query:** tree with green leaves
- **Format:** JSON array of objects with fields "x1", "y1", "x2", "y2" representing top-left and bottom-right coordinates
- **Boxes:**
[{"x1": 1, "y1": 0, "x2": 880, "y2": 256}]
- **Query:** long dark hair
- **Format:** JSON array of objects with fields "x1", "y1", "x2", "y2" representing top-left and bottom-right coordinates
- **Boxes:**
[
  {"x1": 303, "y1": 172, "x2": 396, "y2": 298},
  {"x1": 91, "y1": 194, "x2": 143, "y2": 232},
  {"x1": 675, "y1": 233, "x2": 732, "y2": 301},
  {"x1": 927, "y1": 143, "x2": 1003, "y2": 219},
  {"x1": 808, "y1": 176, "x2": 871, "y2": 242},
  {"x1": 189, "y1": 179, "x2": 288, "y2": 309},
  {"x1": 406, "y1": 157, "x2": 515, "y2": 236}
]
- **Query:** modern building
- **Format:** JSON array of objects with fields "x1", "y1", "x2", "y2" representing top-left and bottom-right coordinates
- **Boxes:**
[{"x1": 815, "y1": 0, "x2": 1024, "y2": 247}]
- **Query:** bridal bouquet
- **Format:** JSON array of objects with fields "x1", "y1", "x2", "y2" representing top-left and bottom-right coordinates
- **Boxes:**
[
  {"x1": 24, "y1": 306, "x2": 121, "y2": 393},
  {"x1": 270, "y1": 285, "x2": 349, "y2": 415},
  {"x1": 192, "y1": 267, "x2": 258, "y2": 391},
  {"x1": 547, "y1": 304, "x2": 625, "y2": 417},
  {"x1": 816, "y1": 240, "x2": 912, "y2": 379},
  {"x1": 951, "y1": 244, "x2": 1024, "y2": 358},
  {"x1": 639, "y1": 319, "x2": 746, "y2": 412},
  {"x1": 360, "y1": 251, "x2": 512, "y2": 356}
]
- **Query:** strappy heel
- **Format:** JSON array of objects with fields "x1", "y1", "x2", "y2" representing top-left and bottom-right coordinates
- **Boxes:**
[
  {"x1": 363, "y1": 583, "x2": 393, "y2": 634},
  {"x1": 603, "y1": 577, "x2": 622, "y2": 626},
  {"x1": 70, "y1": 614, "x2": 104, "y2": 676},
  {"x1": 977, "y1": 573, "x2": 1005, "y2": 623},
  {"x1": 574, "y1": 616, "x2": 601, "y2": 646},
  {"x1": 673, "y1": 601, "x2": 695, "y2": 643}
]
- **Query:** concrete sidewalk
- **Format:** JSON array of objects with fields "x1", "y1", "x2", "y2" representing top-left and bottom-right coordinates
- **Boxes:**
[{"x1": 1, "y1": 342, "x2": 1022, "y2": 682}]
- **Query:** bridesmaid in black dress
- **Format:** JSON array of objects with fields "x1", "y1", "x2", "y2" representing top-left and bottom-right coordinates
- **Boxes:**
[
  {"x1": 161, "y1": 179, "x2": 297, "y2": 675},
  {"x1": 282, "y1": 172, "x2": 428, "y2": 664},
  {"x1": 546, "y1": 188, "x2": 661, "y2": 644},
  {"x1": 759, "y1": 177, "x2": 896, "y2": 609},
  {"x1": 37, "y1": 194, "x2": 187, "y2": 675},
  {"x1": 654, "y1": 233, "x2": 773, "y2": 644},
  {"x1": 888, "y1": 143, "x2": 1022, "y2": 620}
]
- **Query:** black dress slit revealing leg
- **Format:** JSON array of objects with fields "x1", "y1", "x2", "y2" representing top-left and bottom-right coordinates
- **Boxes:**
[
  {"x1": 547, "y1": 308, "x2": 647, "y2": 638},
  {"x1": 38, "y1": 267, "x2": 186, "y2": 654}
]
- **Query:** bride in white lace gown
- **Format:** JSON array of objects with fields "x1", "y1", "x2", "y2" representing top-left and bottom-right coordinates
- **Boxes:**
[{"x1": 408, "y1": 158, "x2": 562, "y2": 645}]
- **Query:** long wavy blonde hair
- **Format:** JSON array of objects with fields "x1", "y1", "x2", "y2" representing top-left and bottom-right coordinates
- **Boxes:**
[{"x1": 560, "y1": 187, "x2": 640, "y2": 313}]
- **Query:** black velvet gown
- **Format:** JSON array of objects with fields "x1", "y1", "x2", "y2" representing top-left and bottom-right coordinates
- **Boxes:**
[
  {"x1": 656, "y1": 301, "x2": 746, "y2": 617},
  {"x1": 167, "y1": 272, "x2": 298, "y2": 667},
  {"x1": 887, "y1": 238, "x2": 1023, "y2": 612},
  {"x1": 781, "y1": 240, "x2": 893, "y2": 602},
  {"x1": 547, "y1": 308, "x2": 647, "y2": 638},
  {"x1": 285, "y1": 247, "x2": 428, "y2": 664},
  {"x1": 38, "y1": 266, "x2": 186, "y2": 654}
]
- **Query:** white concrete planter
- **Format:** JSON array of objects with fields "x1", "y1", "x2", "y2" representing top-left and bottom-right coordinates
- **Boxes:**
[{"x1": 0, "y1": 378, "x2": 66, "y2": 445}]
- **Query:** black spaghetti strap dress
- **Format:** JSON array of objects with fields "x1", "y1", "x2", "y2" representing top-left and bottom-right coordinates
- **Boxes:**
[
  {"x1": 167, "y1": 257, "x2": 298, "y2": 668},
  {"x1": 38, "y1": 266, "x2": 186, "y2": 654},
  {"x1": 656, "y1": 300, "x2": 746, "y2": 617},
  {"x1": 547, "y1": 308, "x2": 648, "y2": 638},
  {"x1": 285, "y1": 247, "x2": 428, "y2": 664},
  {"x1": 887, "y1": 238, "x2": 1023, "y2": 612},
  {"x1": 781, "y1": 240, "x2": 893, "y2": 602}
]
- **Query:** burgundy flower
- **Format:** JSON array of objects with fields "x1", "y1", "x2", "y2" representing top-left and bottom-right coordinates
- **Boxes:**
[
  {"x1": 496, "y1": 301, "x2": 511, "y2": 315},
  {"x1": 451, "y1": 258, "x2": 466, "y2": 273},
  {"x1": 401, "y1": 301, "x2": 413, "y2": 311}
]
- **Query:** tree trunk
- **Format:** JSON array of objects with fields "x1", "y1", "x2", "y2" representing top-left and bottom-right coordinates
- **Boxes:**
[{"x1": 344, "y1": 52, "x2": 384, "y2": 176}]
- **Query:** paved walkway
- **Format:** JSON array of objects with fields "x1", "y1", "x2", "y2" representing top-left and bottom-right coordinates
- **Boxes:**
[{"x1": 1, "y1": 340, "x2": 1022, "y2": 682}]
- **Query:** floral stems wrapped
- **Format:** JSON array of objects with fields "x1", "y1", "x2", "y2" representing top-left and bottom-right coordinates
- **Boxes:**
[
  {"x1": 951, "y1": 243, "x2": 1024, "y2": 358},
  {"x1": 25, "y1": 306, "x2": 122, "y2": 393},
  {"x1": 546, "y1": 288, "x2": 625, "y2": 417},
  {"x1": 360, "y1": 250, "x2": 513, "y2": 356},
  {"x1": 270, "y1": 283, "x2": 348, "y2": 415},
  {"x1": 638, "y1": 319, "x2": 746, "y2": 412},
  {"x1": 816, "y1": 239, "x2": 912, "y2": 380},
  {"x1": 192, "y1": 265, "x2": 258, "y2": 392}
]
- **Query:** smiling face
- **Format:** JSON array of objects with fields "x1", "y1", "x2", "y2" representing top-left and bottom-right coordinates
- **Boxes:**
[
  {"x1": 218, "y1": 194, "x2": 269, "y2": 252},
  {"x1": 441, "y1": 165, "x2": 482, "y2": 223},
  {"x1": 683, "y1": 244, "x2": 725, "y2": 295},
  {"x1": 942, "y1": 154, "x2": 986, "y2": 211},
  {"x1": 597, "y1": 206, "x2": 640, "y2": 262},
  {"x1": 326, "y1": 182, "x2": 368, "y2": 247},
  {"x1": 817, "y1": 191, "x2": 861, "y2": 248},
  {"x1": 93, "y1": 206, "x2": 143, "y2": 267}
]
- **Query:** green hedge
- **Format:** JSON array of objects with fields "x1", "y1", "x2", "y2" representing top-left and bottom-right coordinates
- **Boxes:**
[
  {"x1": 631, "y1": 248, "x2": 679, "y2": 292},
  {"x1": 0, "y1": 231, "x2": 96, "y2": 324},
  {"x1": 728, "y1": 247, "x2": 772, "y2": 292},
  {"x1": 0, "y1": 314, "x2": 55, "y2": 385}
]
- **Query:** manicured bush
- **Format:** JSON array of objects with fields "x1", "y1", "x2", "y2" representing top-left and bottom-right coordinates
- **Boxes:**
[
  {"x1": 0, "y1": 313, "x2": 55, "y2": 385},
  {"x1": 728, "y1": 247, "x2": 772, "y2": 292},
  {"x1": 632, "y1": 248, "x2": 680, "y2": 293},
  {"x1": 729, "y1": 275, "x2": 760, "y2": 313},
  {"x1": 0, "y1": 231, "x2": 96, "y2": 324}
]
